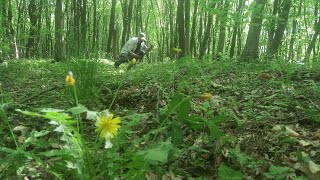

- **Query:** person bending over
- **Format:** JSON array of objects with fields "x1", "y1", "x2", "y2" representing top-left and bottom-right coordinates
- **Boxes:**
[{"x1": 114, "y1": 32, "x2": 153, "y2": 69}]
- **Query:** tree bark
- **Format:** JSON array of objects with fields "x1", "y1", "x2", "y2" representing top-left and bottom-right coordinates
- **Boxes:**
[
  {"x1": 289, "y1": 0, "x2": 299, "y2": 61},
  {"x1": 199, "y1": 12, "x2": 213, "y2": 59},
  {"x1": 267, "y1": 0, "x2": 279, "y2": 49},
  {"x1": 230, "y1": 0, "x2": 243, "y2": 58},
  {"x1": 216, "y1": 0, "x2": 230, "y2": 58},
  {"x1": 54, "y1": 0, "x2": 66, "y2": 61},
  {"x1": 266, "y1": 0, "x2": 292, "y2": 58},
  {"x1": 92, "y1": 0, "x2": 97, "y2": 51},
  {"x1": 80, "y1": 0, "x2": 87, "y2": 56},
  {"x1": 107, "y1": 0, "x2": 116, "y2": 54},
  {"x1": 184, "y1": 0, "x2": 190, "y2": 56},
  {"x1": 8, "y1": 0, "x2": 19, "y2": 58},
  {"x1": 190, "y1": 0, "x2": 199, "y2": 57},
  {"x1": 240, "y1": 0, "x2": 266, "y2": 61},
  {"x1": 26, "y1": 0, "x2": 37, "y2": 58},
  {"x1": 305, "y1": 17, "x2": 320, "y2": 61},
  {"x1": 177, "y1": 0, "x2": 185, "y2": 58}
]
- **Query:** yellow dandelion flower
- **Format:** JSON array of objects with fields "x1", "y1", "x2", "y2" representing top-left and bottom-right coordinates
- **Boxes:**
[
  {"x1": 173, "y1": 47, "x2": 182, "y2": 54},
  {"x1": 65, "y1": 71, "x2": 75, "y2": 86},
  {"x1": 131, "y1": 58, "x2": 137, "y2": 65},
  {"x1": 95, "y1": 113, "x2": 121, "y2": 139}
]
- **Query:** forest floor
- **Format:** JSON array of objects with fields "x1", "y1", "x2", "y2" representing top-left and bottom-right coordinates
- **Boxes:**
[{"x1": 1, "y1": 58, "x2": 320, "y2": 179}]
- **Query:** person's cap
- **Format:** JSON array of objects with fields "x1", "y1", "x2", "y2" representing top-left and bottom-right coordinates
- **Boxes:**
[{"x1": 139, "y1": 32, "x2": 146, "y2": 41}]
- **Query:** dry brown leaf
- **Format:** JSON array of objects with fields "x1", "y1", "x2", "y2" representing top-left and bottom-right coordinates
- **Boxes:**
[
  {"x1": 145, "y1": 172, "x2": 158, "y2": 180},
  {"x1": 275, "y1": 111, "x2": 286, "y2": 120},
  {"x1": 309, "y1": 161, "x2": 320, "y2": 174},
  {"x1": 162, "y1": 171, "x2": 183, "y2": 180},
  {"x1": 285, "y1": 126, "x2": 300, "y2": 137},
  {"x1": 272, "y1": 125, "x2": 300, "y2": 137},
  {"x1": 299, "y1": 140, "x2": 311, "y2": 147}
]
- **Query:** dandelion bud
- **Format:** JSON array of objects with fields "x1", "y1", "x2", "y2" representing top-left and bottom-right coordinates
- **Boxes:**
[
  {"x1": 65, "y1": 71, "x2": 75, "y2": 86},
  {"x1": 131, "y1": 58, "x2": 137, "y2": 65},
  {"x1": 192, "y1": 93, "x2": 213, "y2": 101}
]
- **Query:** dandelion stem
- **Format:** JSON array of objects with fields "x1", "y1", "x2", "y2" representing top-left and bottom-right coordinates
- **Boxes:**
[
  {"x1": 152, "y1": 96, "x2": 191, "y2": 142},
  {"x1": 108, "y1": 82, "x2": 122, "y2": 110},
  {"x1": 1, "y1": 108, "x2": 19, "y2": 148},
  {"x1": 72, "y1": 85, "x2": 82, "y2": 133}
]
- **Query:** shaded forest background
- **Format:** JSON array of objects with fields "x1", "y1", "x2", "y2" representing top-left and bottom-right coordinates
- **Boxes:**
[{"x1": 0, "y1": 0, "x2": 319, "y2": 62}]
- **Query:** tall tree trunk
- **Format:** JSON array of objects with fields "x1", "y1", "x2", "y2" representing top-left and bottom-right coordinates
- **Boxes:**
[
  {"x1": 199, "y1": 10, "x2": 214, "y2": 59},
  {"x1": 266, "y1": 0, "x2": 292, "y2": 58},
  {"x1": 81, "y1": 0, "x2": 87, "y2": 56},
  {"x1": 121, "y1": 0, "x2": 128, "y2": 46},
  {"x1": 240, "y1": 0, "x2": 266, "y2": 61},
  {"x1": 73, "y1": 0, "x2": 80, "y2": 56},
  {"x1": 92, "y1": 0, "x2": 97, "y2": 51},
  {"x1": 289, "y1": 0, "x2": 300, "y2": 61},
  {"x1": 169, "y1": 0, "x2": 175, "y2": 58},
  {"x1": 230, "y1": 0, "x2": 243, "y2": 58},
  {"x1": 135, "y1": 0, "x2": 143, "y2": 34},
  {"x1": 267, "y1": 0, "x2": 279, "y2": 49},
  {"x1": 305, "y1": 17, "x2": 320, "y2": 61},
  {"x1": 26, "y1": 0, "x2": 37, "y2": 58},
  {"x1": 190, "y1": 0, "x2": 199, "y2": 57},
  {"x1": 0, "y1": 0, "x2": 7, "y2": 61},
  {"x1": 8, "y1": 0, "x2": 19, "y2": 58},
  {"x1": 184, "y1": 0, "x2": 190, "y2": 56},
  {"x1": 54, "y1": 0, "x2": 66, "y2": 61},
  {"x1": 177, "y1": 0, "x2": 185, "y2": 58},
  {"x1": 216, "y1": 0, "x2": 230, "y2": 58},
  {"x1": 126, "y1": 0, "x2": 134, "y2": 38},
  {"x1": 121, "y1": 0, "x2": 134, "y2": 46},
  {"x1": 107, "y1": 0, "x2": 116, "y2": 55},
  {"x1": 45, "y1": 0, "x2": 52, "y2": 58}
]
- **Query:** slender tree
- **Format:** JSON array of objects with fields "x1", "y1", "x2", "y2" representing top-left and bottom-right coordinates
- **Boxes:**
[
  {"x1": 305, "y1": 16, "x2": 320, "y2": 61},
  {"x1": 184, "y1": 0, "x2": 190, "y2": 56},
  {"x1": 177, "y1": 0, "x2": 186, "y2": 58},
  {"x1": 289, "y1": 0, "x2": 300, "y2": 61},
  {"x1": 26, "y1": 0, "x2": 37, "y2": 58},
  {"x1": 106, "y1": 0, "x2": 117, "y2": 55},
  {"x1": 230, "y1": 0, "x2": 244, "y2": 58},
  {"x1": 199, "y1": 8, "x2": 214, "y2": 59},
  {"x1": 266, "y1": 0, "x2": 292, "y2": 58},
  {"x1": 92, "y1": 0, "x2": 97, "y2": 51},
  {"x1": 240, "y1": 0, "x2": 266, "y2": 60},
  {"x1": 8, "y1": 0, "x2": 18, "y2": 58},
  {"x1": 216, "y1": 0, "x2": 230, "y2": 58},
  {"x1": 190, "y1": 0, "x2": 199, "y2": 57},
  {"x1": 54, "y1": 0, "x2": 66, "y2": 61}
]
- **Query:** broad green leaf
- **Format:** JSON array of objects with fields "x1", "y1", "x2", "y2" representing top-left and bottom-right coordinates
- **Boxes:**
[
  {"x1": 170, "y1": 121, "x2": 183, "y2": 146},
  {"x1": 44, "y1": 112, "x2": 71, "y2": 121},
  {"x1": 40, "y1": 108, "x2": 65, "y2": 113},
  {"x1": 167, "y1": 93, "x2": 184, "y2": 115},
  {"x1": 66, "y1": 104, "x2": 88, "y2": 115},
  {"x1": 264, "y1": 165, "x2": 293, "y2": 179},
  {"x1": 138, "y1": 142, "x2": 172, "y2": 164},
  {"x1": 16, "y1": 109, "x2": 42, "y2": 117},
  {"x1": 295, "y1": 176, "x2": 307, "y2": 180},
  {"x1": 209, "y1": 115, "x2": 227, "y2": 125},
  {"x1": 0, "y1": 147, "x2": 17, "y2": 154},
  {"x1": 40, "y1": 149, "x2": 73, "y2": 157},
  {"x1": 184, "y1": 115, "x2": 206, "y2": 130},
  {"x1": 202, "y1": 101, "x2": 210, "y2": 111},
  {"x1": 207, "y1": 122, "x2": 222, "y2": 139},
  {"x1": 177, "y1": 98, "x2": 190, "y2": 121},
  {"x1": 33, "y1": 130, "x2": 50, "y2": 138},
  {"x1": 218, "y1": 164, "x2": 242, "y2": 180}
]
